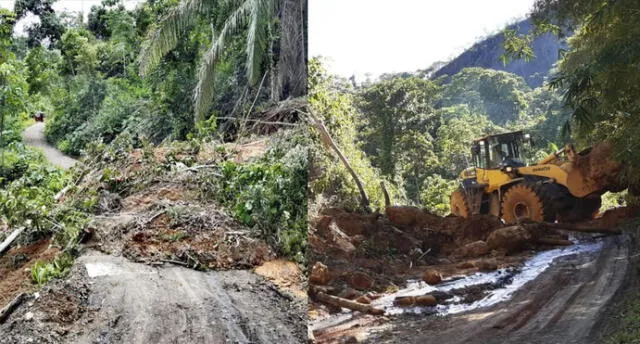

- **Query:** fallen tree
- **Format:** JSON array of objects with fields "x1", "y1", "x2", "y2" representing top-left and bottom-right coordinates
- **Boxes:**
[{"x1": 315, "y1": 291, "x2": 385, "y2": 316}]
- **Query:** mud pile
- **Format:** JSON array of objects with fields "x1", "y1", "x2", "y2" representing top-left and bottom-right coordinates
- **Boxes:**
[
  {"x1": 570, "y1": 142, "x2": 627, "y2": 193},
  {"x1": 308, "y1": 205, "x2": 638, "y2": 319},
  {"x1": 62, "y1": 139, "x2": 279, "y2": 271},
  {"x1": 0, "y1": 239, "x2": 60, "y2": 309},
  {"x1": 1, "y1": 254, "x2": 308, "y2": 344}
]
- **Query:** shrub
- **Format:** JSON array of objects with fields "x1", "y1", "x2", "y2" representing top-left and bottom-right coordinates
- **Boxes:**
[{"x1": 31, "y1": 253, "x2": 74, "y2": 286}]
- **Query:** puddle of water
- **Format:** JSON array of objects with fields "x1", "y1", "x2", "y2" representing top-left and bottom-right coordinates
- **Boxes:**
[{"x1": 372, "y1": 239, "x2": 603, "y2": 316}]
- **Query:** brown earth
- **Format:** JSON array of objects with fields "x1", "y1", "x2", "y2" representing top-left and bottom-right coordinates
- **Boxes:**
[
  {"x1": 308, "y1": 205, "x2": 638, "y2": 343},
  {"x1": 0, "y1": 239, "x2": 60, "y2": 308},
  {"x1": 2, "y1": 130, "x2": 308, "y2": 343},
  {"x1": 0, "y1": 251, "x2": 307, "y2": 344}
]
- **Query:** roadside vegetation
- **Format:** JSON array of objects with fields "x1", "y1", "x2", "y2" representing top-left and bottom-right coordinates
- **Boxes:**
[{"x1": 0, "y1": 0, "x2": 308, "y2": 296}]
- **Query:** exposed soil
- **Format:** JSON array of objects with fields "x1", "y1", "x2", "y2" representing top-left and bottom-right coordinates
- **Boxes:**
[
  {"x1": 3, "y1": 129, "x2": 308, "y2": 343},
  {"x1": 86, "y1": 190, "x2": 276, "y2": 270},
  {"x1": 0, "y1": 251, "x2": 307, "y2": 344},
  {"x1": 0, "y1": 239, "x2": 60, "y2": 308},
  {"x1": 308, "y1": 205, "x2": 638, "y2": 343},
  {"x1": 364, "y1": 232, "x2": 632, "y2": 344}
]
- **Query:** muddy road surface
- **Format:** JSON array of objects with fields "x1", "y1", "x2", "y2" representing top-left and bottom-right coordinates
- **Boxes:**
[
  {"x1": 1, "y1": 250, "x2": 306, "y2": 344},
  {"x1": 21, "y1": 122, "x2": 77, "y2": 169},
  {"x1": 362, "y1": 234, "x2": 632, "y2": 344}
]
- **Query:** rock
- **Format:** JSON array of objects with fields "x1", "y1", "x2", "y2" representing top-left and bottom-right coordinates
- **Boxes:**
[
  {"x1": 393, "y1": 296, "x2": 416, "y2": 307},
  {"x1": 333, "y1": 213, "x2": 370, "y2": 236},
  {"x1": 476, "y1": 259, "x2": 498, "y2": 272},
  {"x1": 457, "y1": 261, "x2": 476, "y2": 269},
  {"x1": 348, "y1": 272, "x2": 374, "y2": 291},
  {"x1": 393, "y1": 295, "x2": 437, "y2": 307},
  {"x1": 365, "y1": 292, "x2": 382, "y2": 301},
  {"x1": 24, "y1": 312, "x2": 34, "y2": 321},
  {"x1": 309, "y1": 262, "x2": 331, "y2": 285},
  {"x1": 385, "y1": 206, "x2": 441, "y2": 228},
  {"x1": 415, "y1": 295, "x2": 437, "y2": 306},
  {"x1": 486, "y1": 225, "x2": 531, "y2": 253},
  {"x1": 460, "y1": 240, "x2": 489, "y2": 258},
  {"x1": 422, "y1": 269, "x2": 442, "y2": 285}
]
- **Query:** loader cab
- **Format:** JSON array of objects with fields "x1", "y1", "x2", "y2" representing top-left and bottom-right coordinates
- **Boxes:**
[{"x1": 471, "y1": 131, "x2": 529, "y2": 170}]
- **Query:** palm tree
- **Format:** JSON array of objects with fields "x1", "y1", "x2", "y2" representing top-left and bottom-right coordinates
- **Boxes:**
[{"x1": 139, "y1": 0, "x2": 306, "y2": 122}]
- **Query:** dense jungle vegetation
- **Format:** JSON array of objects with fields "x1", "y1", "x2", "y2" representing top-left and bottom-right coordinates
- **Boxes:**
[
  {"x1": 0, "y1": 0, "x2": 308, "y2": 264},
  {"x1": 310, "y1": 0, "x2": 637, "y2": 215}
]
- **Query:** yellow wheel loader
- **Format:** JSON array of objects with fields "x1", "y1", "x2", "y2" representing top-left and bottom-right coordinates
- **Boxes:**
[{"x1": 450, "y1": 131, "x2": 610, "y2": 224}]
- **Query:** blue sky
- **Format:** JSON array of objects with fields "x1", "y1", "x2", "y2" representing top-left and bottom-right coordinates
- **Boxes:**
[{"x1": 309, "y1": 0, "x2": 536, "y2": 78}]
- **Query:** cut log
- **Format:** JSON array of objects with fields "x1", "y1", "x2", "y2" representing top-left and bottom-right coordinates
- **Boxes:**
[
  {"x1": 315, "y1": 292, "x2": 384, "y2": 315},
  {"x1": 0, "y1": 293, "x2": 28, "y2": 323},
  {"x1": 0, "y1": 227, "x2": 24, "y2": 256},
  {"x1": 54, "y1": 185, "x2": 71, "y2": 202}
]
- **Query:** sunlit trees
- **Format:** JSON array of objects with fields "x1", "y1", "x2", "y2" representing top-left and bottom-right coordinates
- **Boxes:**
[{"x1": 139, "y1": 0, "x2": 307, "y2": 122}]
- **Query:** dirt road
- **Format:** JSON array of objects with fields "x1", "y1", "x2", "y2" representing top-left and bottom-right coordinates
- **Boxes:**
[
  {"x1": 1, "y1": 250, "x2": 306, "y2": 344},
  {"x1": 21, "y1": 122, "x2": 77, "y2": 169},
  {"x1": 362, "y1": 234, "x2": 632, "y2": 344}
]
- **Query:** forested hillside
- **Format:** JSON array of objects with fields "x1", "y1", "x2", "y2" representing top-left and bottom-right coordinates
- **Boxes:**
[
  {"x1": 432, "y1": 18, "x2": 566, "y2": 88},
  {"x1": 310, "y1": 60, "x2": 572, "y2": 213},
  {"x1": 310, "y1": 4, "x2": 637, "y2": 216}
]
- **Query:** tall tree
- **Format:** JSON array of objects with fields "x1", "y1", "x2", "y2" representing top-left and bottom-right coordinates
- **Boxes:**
[
  {"x1": 14, "y1": 0, "x2": 65, "y2": 47},
  {"x1": 139, "y1": 0, "x2": 307, "y2": 123},
  {"x1": 505, "y1": 0, "x2": 640, "y2": 193}
]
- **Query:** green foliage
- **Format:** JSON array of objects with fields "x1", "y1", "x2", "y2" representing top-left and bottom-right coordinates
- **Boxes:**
[
  {"x1": 441, "y1": 67, "x2": 532, "y2": 126},
  {"x1": 14, "y1": 0, "x2": 66, "y2": 48},
  {"x1": 356, "y1": 76, "x2": 442, "y2": 178},
  {"x1": 309, "y1": 58, "x2": 403, "y2": 210},
  {"x1": 210, "y1": 160, "x2": 307, "y2": 263},
  {"x1": 140, "y1": 0, "x2": 306, "y2": 122},
  {"x1": 0, "y1": 144, "x2": 68, "y2": 232},
  {"x1": 419, "y1": 174, "x2": 458, "y2": 216},
  {"x1": 31, "y1": 253, "x2": 74, "y2": 286},
  {"x1": 194, "y1": 128, "x2": 309, "y2": 263},
  {"x1": 601, "y1": 191, "x2": 627, "y2": 212}
]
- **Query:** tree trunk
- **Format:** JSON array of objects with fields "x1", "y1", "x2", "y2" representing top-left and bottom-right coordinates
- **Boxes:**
[
  {"x1": 315, "y1": 292, "x2": 384, "y2": 315},
  {"x1": 309, "y1": 113, "x2": 371, "y2": 211},
  {"x1": 0, "y1": 228, "x2": 24, "y2": 257},
  {"x1": 276, "y1": 0, "x2": 307, "y2": 100}
]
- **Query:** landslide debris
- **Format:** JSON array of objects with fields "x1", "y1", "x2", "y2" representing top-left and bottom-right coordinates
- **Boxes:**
[{"x1": 308, "y1": 204, "x2": 637, "y2": 320}]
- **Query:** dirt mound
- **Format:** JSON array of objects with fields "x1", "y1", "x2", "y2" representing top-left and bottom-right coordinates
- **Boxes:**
[
  {"x1": 1, "y1": 253, "x2": 307, "y2": 344},
  {"x1": 0, "y1": 239, "x2": 60, "y2": 308},
  {"x1": 87, "y1": 204, "x2": 275, "y2": 270},
  {"x1": 590, "y1": 206, "x2": 639, "y2": 228},
  {"x1": 254, "y1": 259, "x2": 306, "y2": 298},
  {"x1": 487, "y1": 226, "x2": 532, "y2": 253},
  {"x1": 308, "y1": 204, "x2": 586, "y2": 319},
  {"x1": 571, "y1": 143, "x2": 625, "y2": 192}
]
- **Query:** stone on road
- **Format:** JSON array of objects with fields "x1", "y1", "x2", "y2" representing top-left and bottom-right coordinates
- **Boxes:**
[{"x1": 21, "y1": 122, "x2": 77, "y2": 169}]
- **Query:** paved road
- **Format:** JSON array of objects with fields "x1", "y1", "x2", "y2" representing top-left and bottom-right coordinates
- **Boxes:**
[{"x1": 21, "y1": 122, "x2": 77, "y2": 169}]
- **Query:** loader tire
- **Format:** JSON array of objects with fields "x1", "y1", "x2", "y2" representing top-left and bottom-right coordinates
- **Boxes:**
[
  {"x1": 450, "y1": 189, "x2": 471, "y2": 218},
  {"x1": 501, "y1": 183, "x2": 552, "y2": 224}
]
